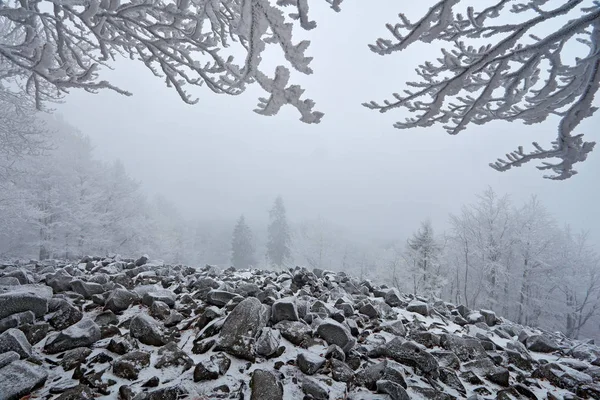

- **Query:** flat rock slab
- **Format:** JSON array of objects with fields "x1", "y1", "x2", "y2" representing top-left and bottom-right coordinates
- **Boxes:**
[
  {"x1": 0, "y1": 360, "x2": 48, "y2": 400},
  {"x1": 0, "y1": 285, "x2": 52, "y2": 319}
]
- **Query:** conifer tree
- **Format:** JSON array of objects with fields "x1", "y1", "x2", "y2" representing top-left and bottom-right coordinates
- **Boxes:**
[
  {"x1": 231, "y1": 215, "x2": 255, "y2": 269},
  {"x1": 266, "y1": 196, "x2": 291, "y2": 267}
]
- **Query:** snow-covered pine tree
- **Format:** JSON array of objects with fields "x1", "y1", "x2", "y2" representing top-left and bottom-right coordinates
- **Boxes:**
[
  {"x1": 405, "y1": 220, "x2": 445, "y2": 298},
  {"x1": 231, "y1": 215, "x2": 256, "y2": 269},
  {"x1": 365, "y1": 0, "x2": 600, "y2": 179},
  {"x1": 266, "y1": 196, "x2": 291, "y2": 268}
]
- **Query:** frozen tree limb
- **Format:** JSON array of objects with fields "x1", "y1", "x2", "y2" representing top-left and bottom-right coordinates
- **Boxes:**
[
  {"x1": 365, "y1": 0, "x2": 600, "y2": 179},
  {"x1": 0, "y1": 0, "x2": 342, "y2": 122}
]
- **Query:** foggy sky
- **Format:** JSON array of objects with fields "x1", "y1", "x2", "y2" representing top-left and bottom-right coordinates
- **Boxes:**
[{"x1": 56, "y1": 1, "x2": 600, "y2": 243}]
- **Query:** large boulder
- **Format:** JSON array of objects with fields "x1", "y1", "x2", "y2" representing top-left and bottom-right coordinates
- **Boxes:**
[
  {"x1": 316, "y1": 319, "x2": 355, "y2": 352},
  {"x1": 0, "y1": 329, "x2": 32, "y2": 359},
  {"x1": 215, "y1": 297, "x2": 269, "y2": 361},
  {"x1": 129, "y1": 314, "x2": 166, "y2": 346},
  {"x1": 104, "y1": 289, "x2": 138, "y2": 314},
  {"x1": 250, "y1": 369, "x2": 283, "y2": 400},
  {"x1": 271, "y1": 297, "x2": 299, "y2": 323},
  {"x1": 0, "y1": 285, "x2": 51, "y2": 319},
  {"x1": 0, "y1": 360, "x2": 48, "y2": 400},
  {"x1": 371, "y1": 338, "x2": 439, "y2": 379},
  {"x1": 44, "y1": 319, "x2": 101, "y2": 354}
]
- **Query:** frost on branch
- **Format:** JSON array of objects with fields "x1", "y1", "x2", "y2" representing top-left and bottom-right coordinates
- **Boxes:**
[
  {"x1": 365, "y1": 0, "x2": 600, "y2": 179},
  {"x1": 0, "y1": 0, "x2": 342, "y2": 123}
]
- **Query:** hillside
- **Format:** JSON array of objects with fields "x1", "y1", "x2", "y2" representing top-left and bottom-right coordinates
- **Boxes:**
[{"x1": 0, "y1": 256, "x2": 599, "y2": 400}]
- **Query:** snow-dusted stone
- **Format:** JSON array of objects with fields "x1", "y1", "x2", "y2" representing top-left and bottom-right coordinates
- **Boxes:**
[
  {"x1": 61, "y1": 347, "x2": 92, "y2": 370},
  {"x1": 113, "y1": 351, "x2": 151, "y2": 380},
  {"x1": 0, "y1": 352, "x2": 19, "y2": 369},
  {"x1": 0, "y1": 360, "x2": 48, "y2": 400},
  {"x1": 44, "y1": 318, "x2": 101, "y2": 354},
  {"x1": 479, "y1": 309, "x2": 497, "y2": 326},
  {"x1": 532, "y1": 362, "x2": 593, "y2": 390},
  {"x1": 48, "y1": 301, "x2": 82, "y2": 330},
  {"x1": 384, "y1": 289, "x2": 403, "y2": 307},
  {"x1": 371, "y1": 338, "x2": 439, "y2": 379},
  {"x1": 301, "y1": 378, "x2": 328, "y2": 400},
  {"x1": 0, "y1": 329, "x2": 32, "y2": 359},
  {"x1": 104, "y1": 289, "x2": 138, "y2": 313},
  {"x1": 0, "y1": 311, "x2": 35, "y2": 334},
  {"x1": 94, "y1": 310, "x2": 119, "y2": 327},
  {"x1": 297, "y1": 352, "x2": 325, "y2": 375},
  {"x1": 359, "y1": 303, "x2": 379, "y2": 319},
  {"x1": 331, "y1": 358, "x2": 354, "y2": 382},
  {"x1": 0, "y1": 285, "x2": 51, "y2": 319},
  {"x1": 69, "y1": 280, "x2": 104, "y2": 299},
  {"x1": 256, "y1": 327, "x2": 282, "y2": 357},
  {"x1": 206, "y1": 290, "x2": 241, "y2": 307},
  {"x1": 129, "y1": 314, "x2": 166, "y2": 346},
  {"x1": 526, "y1": 335, "x2": 560, "y2": 353},
  {"x1": 440, "y1": 334, "x2": 488, "y2": 362},
  {"x1": 406, "y1": 300, "x2": 430, "y2": 316},
  {"x1": 142, "y1": 289, "x2": 176, "y2": 308},
  {"x1": 0, "y1": 277, "x2": 20, "y2": 286},
  {"x1": 150, "y1": 301, "x2": 170, "y2": 320},
  {"x1": 216, "y1": 297, "x2": 269, "y2": 361},
  {"x1": 250, "y1": 369, "x2": 283, "y2": 400},
  {"x1": 356, "y1": 360, "x2": 407, "y2": 390},
  {"x1": 271, "y1": 297, "x2": 299, "y2": 323},
  {"x1": 376, "y1": 380, "x2": 410, "y2": 400},
  {"x1": 316, "y1": 318, "x2": 355, "y2": 352},
  {"x1": 155, "y1": 342, "x2": 194, "y2": 370},
  {"x1": 45, "y1": 269, "x2": 73, "y2": 293}
]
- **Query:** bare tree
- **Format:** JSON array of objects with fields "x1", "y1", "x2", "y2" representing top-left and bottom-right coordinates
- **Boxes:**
[
  {"x1": 0, "y1": 0, "x2": 343, "y2": 121},
  {"x1": 364, "y1": 0, "x2": 600, "y2": 179}
]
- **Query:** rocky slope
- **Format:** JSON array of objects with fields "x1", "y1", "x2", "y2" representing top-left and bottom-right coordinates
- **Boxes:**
[{"x1": 0, "y1": 256, "x2": 599, "y2": 400}]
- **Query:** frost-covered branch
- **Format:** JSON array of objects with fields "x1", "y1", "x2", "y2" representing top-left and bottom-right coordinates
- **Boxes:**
[
  {"x1": 365, "y1": 0, "x2": 600, "y2": 179},
  {"x1": 0, "y1": 0, "x2": 342, "y2": 122}
]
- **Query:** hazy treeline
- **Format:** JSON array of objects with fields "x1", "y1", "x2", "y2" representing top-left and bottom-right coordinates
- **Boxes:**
[{"x1": 1, "y1": 116, "x2": 598, "y2": 341}]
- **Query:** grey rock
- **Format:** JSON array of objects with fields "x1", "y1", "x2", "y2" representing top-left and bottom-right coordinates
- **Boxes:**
[
  {"x1": 113, "y1": 351, "x2": 151, "y2": 380},
  {"x1": 297, "y1": 352, "x2": 325, "y2": 375},
  {"x1": 526, "y1": 334, "x2": 559, "y2": 353},
  {"x1": 256, "y1": 327, "x2": 282, "y2": 357},
  {"x1": 371, "y1": 338, "x2": 439, "y2": 379},
  {"x1": 155, "y1": 342, "x2": 194, "y2": 370},
  {"x1": 48, "y1": 301, "x2": 82, "y2": 330},
  {"x1": 142, "y1": 289, "x2": 176, "y2": 308},
  {"x1": 384, "y1": 289, "x2": 403, "y2": 307},
  {"x1": 104, "y1": 289, "x2": 138, "y2": 313},
  {"x1": 69, "y1": 280, "x2": 104, "y2": 299},
  {"x1": 94, "y1": 310, "x2": 119, "y2": 327},
  {"x1": 61, "y1": 347, "x2": 91, "y2": 370},
  {"x1": 0, "y1": 311, "x2": 35, "y2": 334},
  {"x1": 216, "y1": 297, "x2": 269, "y2": 361},
  {"x1": 250, "y1": 369, "x2": 283, "y2": 400},
  {"x1": 206, "y1": 290, "x2": 241, "y2": 307},
  {"x1": 316, "y1": 318, "x2": 355, "y2": 352},
  {"x1": 0, "y1": 285, "x2": 51, "y2": 319},
  {"x1": 0, "y1": 329, "x2": 32, "y2": 359},
  {"x1": 271, "y1": 297, "x2": 299, "y2": 323},
  {"x1": 0, "y1": 360, "x2": 48, "y2": 400},
  {"x1": 331, "y1": 358, "x2": 354, "y2": 382},
  {"x1": 0, "y1": 352, "x2": 19, "y2": 369},
  {"x1": 440, "y1": 334, "x2": 487, "y2": 362},
  {"x1": 274, "y1": 320, "x2": 312, "y2": 346},
  {"x1": 376, "y1": 380, "x2": 410, "y2": 400},
  {"x1": 301, "y1": 378, "x2": 328, "y2": 400},
  {"x1": 406, "y1": 300, "x2": 430, "y2": 316},
  {"x1": 44, "y1": 318, "x2": 101, "y2": 354},
  {"x1": 129, "y1": 314, "x2": 166, "y2": 346},
  {"x1": 150, "y1": 300, "x2": 171, "y2": 320}
]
